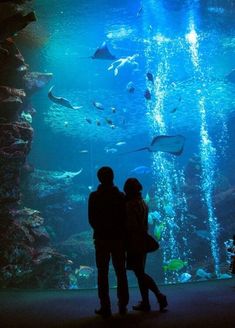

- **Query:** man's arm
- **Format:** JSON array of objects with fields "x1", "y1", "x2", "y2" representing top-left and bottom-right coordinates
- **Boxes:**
[{"x1": 88, "y1": 193, "x2": 96, "y2": 229}]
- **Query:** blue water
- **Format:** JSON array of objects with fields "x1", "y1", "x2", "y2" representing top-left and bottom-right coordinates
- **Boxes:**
[{"x1": 21, "y1": 0, "x2": 235, "y2": 287}]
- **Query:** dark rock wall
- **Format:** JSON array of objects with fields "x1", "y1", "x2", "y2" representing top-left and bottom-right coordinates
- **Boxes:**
[{"x1": 0, "y1": 1, "x2": 70, "y2": 288}]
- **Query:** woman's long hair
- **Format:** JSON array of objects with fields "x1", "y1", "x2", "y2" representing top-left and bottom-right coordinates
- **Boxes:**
[{"x1": 123, "y1": 178, "x2": 143, "y2": 200}]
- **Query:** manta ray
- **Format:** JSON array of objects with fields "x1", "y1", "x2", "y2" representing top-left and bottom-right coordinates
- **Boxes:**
[
  {"x1": 51, "y1": 168, "x2": 83, "y2": 180},
  {"x1": 124, "y1": 135, "x2": 185, "y2": 156},
  {"x1": 48, "y1": 86, "x2": 82, "y2": 110},
  {"x1": 91, "y1": 42, "x2": 116, "y2": 60}
]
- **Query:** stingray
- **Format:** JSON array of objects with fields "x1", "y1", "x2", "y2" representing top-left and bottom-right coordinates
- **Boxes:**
[
  {"x1": 123, "y1": 135, "x2": 185, "y2": 156},
  {"x1": 77, "y1": 42, "x2": 116, "y2": 60},
  {"x1": 91, "y1": 42, "x2": 116, "y2": 60}
]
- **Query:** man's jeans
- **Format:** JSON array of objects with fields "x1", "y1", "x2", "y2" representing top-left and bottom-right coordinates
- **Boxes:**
[{"x1": 94, "y1": 239, "x2": 129, "y2": 310}]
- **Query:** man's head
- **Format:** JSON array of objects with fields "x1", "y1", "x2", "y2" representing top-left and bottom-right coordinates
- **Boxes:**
[{"x1": 97, "y1": 166, "x2": 114, "y2": 185}]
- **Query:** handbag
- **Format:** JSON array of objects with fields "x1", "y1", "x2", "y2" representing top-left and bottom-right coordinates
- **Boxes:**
[{"x1": 145, "y1": 233, "x2": 159, "y2": 253}]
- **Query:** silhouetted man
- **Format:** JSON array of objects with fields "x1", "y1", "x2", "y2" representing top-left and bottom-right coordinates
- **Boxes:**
[{"x1": 88, "y1": 166, "x2": 129, "y2": 318}]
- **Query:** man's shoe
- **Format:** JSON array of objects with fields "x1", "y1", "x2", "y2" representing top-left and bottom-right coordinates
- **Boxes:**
[
  {"x1": 95, "y1": 308, "x2": 112, "y2": 318},
  {"x1": 132, "y1": 301, "x2": 151, "y2": 312}
]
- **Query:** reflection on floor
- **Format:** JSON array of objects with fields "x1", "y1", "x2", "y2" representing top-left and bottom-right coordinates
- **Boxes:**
[{"x1": 0, "y1": 278, "x2": 234, "y2": 328}]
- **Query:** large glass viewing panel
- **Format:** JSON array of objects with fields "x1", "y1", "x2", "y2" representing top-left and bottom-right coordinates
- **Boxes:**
[{"x1": 1, "y1": 0, "x2": 235, "y2": 289}]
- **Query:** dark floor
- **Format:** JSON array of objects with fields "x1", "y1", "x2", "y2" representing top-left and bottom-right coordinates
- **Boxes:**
[{"x1": 0, "y1": 278, "x2": 234, "y2": 328}]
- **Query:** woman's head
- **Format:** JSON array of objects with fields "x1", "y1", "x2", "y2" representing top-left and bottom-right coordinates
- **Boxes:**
[{"x1": 124, "y1": 178, "x2": 142, "y2": 198}]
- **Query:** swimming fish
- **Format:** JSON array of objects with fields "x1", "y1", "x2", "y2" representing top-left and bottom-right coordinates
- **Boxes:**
[
  {"x1": 130, "y1": 165, "x2": 151, "y2": 175},
  {"x1": 170, "y1": 107, "x2": 177, "y2": 113},
  {"x1": 170, "y1": 96, "x2": 181, "y2": 113},
  {"x1": 116, "y1": 141, "x2": 126, "y2": 146},
  {"x1": 144, "y1": 193, "x2": 150, "y2": 204},
  {"x1": 76, "y1": 265, "x2": 94, "y2": 279},
  {"x1": 164, "y1": 204, "x2": 175, "y2": 217},
  {"x1": 86, "y1": 118, "x2": 92, "y2": 124},
  {"x1": 195, "y1": 229, "x2": 210, "y2": 240},
  {"x1": 93, "y1": 101, "x2": 104, "y2": 110},
  {"x1": 153, "y1": 222, "x2": 165, "y2": 241},
  {"x1": 178, "y1": 272, "x2": 192, "y2": 283},
  {"x1": 207, "y1": 6, "x2": 225, "y2": 14},
  {"x1": 217, "y1": 273, "x2": 232, "y2": 280},
  {"x1": 137, "y1": 4, "x2": 143, "y2": 17},
  {"x1": 91, "y1": 41, "x2": 116, "y2": 60},
  {"x1": 123, "y1": 135, "x2": 185, "y2": 156},
  {"x1": 111, "y1": 107, "x2": 117, "y2": 113},
  {"x1": 146, "y1": 72, "x2": 154, "y2": 83},
  {"x1": 48, "y1": 86, "x2": 82, "y2": 110},
  {"x1": 163, "y1": 259, "x2": 188, "y2": 272},
  {"x1": 148, "y1": 211, "x2": 161, "y2": 224},
  {"x1": 126, "y1": 81, "x2": 135, "y2": 93},
  {"x1": 47, "y1": 170, "x2": 83, "y2": 186},
  {"x1": 196, "y1": 268, "x2": 212, "y2": 279},
  {"x1": 188, "y1": 214, "x2": 198, "y2": 220},
  {"x1": 52, "y1": 169, "x2": 83, "y2": 180},
  {"x1": 104, "y1": 147, "x2": 118, "y2": 153},
  {"x1": 144, "y1": 88, "x2": 151, "y2": 100},
  {"x1": 105, "y1": 118, "x2": 113, "y2": 125}
]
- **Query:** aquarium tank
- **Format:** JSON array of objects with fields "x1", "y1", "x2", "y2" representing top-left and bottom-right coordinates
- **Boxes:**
[{"x1": 0, "y1": 0, "x2": 235, "y2": 289}]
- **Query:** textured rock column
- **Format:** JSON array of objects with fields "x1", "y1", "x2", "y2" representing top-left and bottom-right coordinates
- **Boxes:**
[{"x1": 0, "y1": 3, "x2": 69, "y2": 288}]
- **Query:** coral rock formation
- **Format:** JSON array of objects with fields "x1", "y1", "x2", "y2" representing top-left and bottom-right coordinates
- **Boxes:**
[{"x1": 0, "y1": 2, "x2": 69, "y2": 288}]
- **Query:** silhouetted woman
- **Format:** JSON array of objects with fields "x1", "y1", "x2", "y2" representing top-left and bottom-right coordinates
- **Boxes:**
[{"x1": 124, "y1": 178, "x2": 168, "y2": 312}]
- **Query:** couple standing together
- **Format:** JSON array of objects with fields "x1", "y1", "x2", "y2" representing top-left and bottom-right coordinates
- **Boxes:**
[{"x1": 88, "y1": 166, "x2": 168, "y2": 318}]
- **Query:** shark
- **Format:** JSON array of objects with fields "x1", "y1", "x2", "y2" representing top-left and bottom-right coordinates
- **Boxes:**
[{"x1": 48, "y1": 86, "x2": 82, "y2": 110}]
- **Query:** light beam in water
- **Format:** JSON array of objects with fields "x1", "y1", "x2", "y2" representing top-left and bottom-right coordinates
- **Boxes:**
[
  {"x1": 143, "y1": 0, "x2": 191, "y2": 284},
  {"x1": 186, "y1": 13, "x2": 220, "y2": 276}
]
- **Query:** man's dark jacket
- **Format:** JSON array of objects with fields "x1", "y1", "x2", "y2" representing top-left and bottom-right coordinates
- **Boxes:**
[{"x1": 88, "y1": 184, "x2": 126, "y2": 240}]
